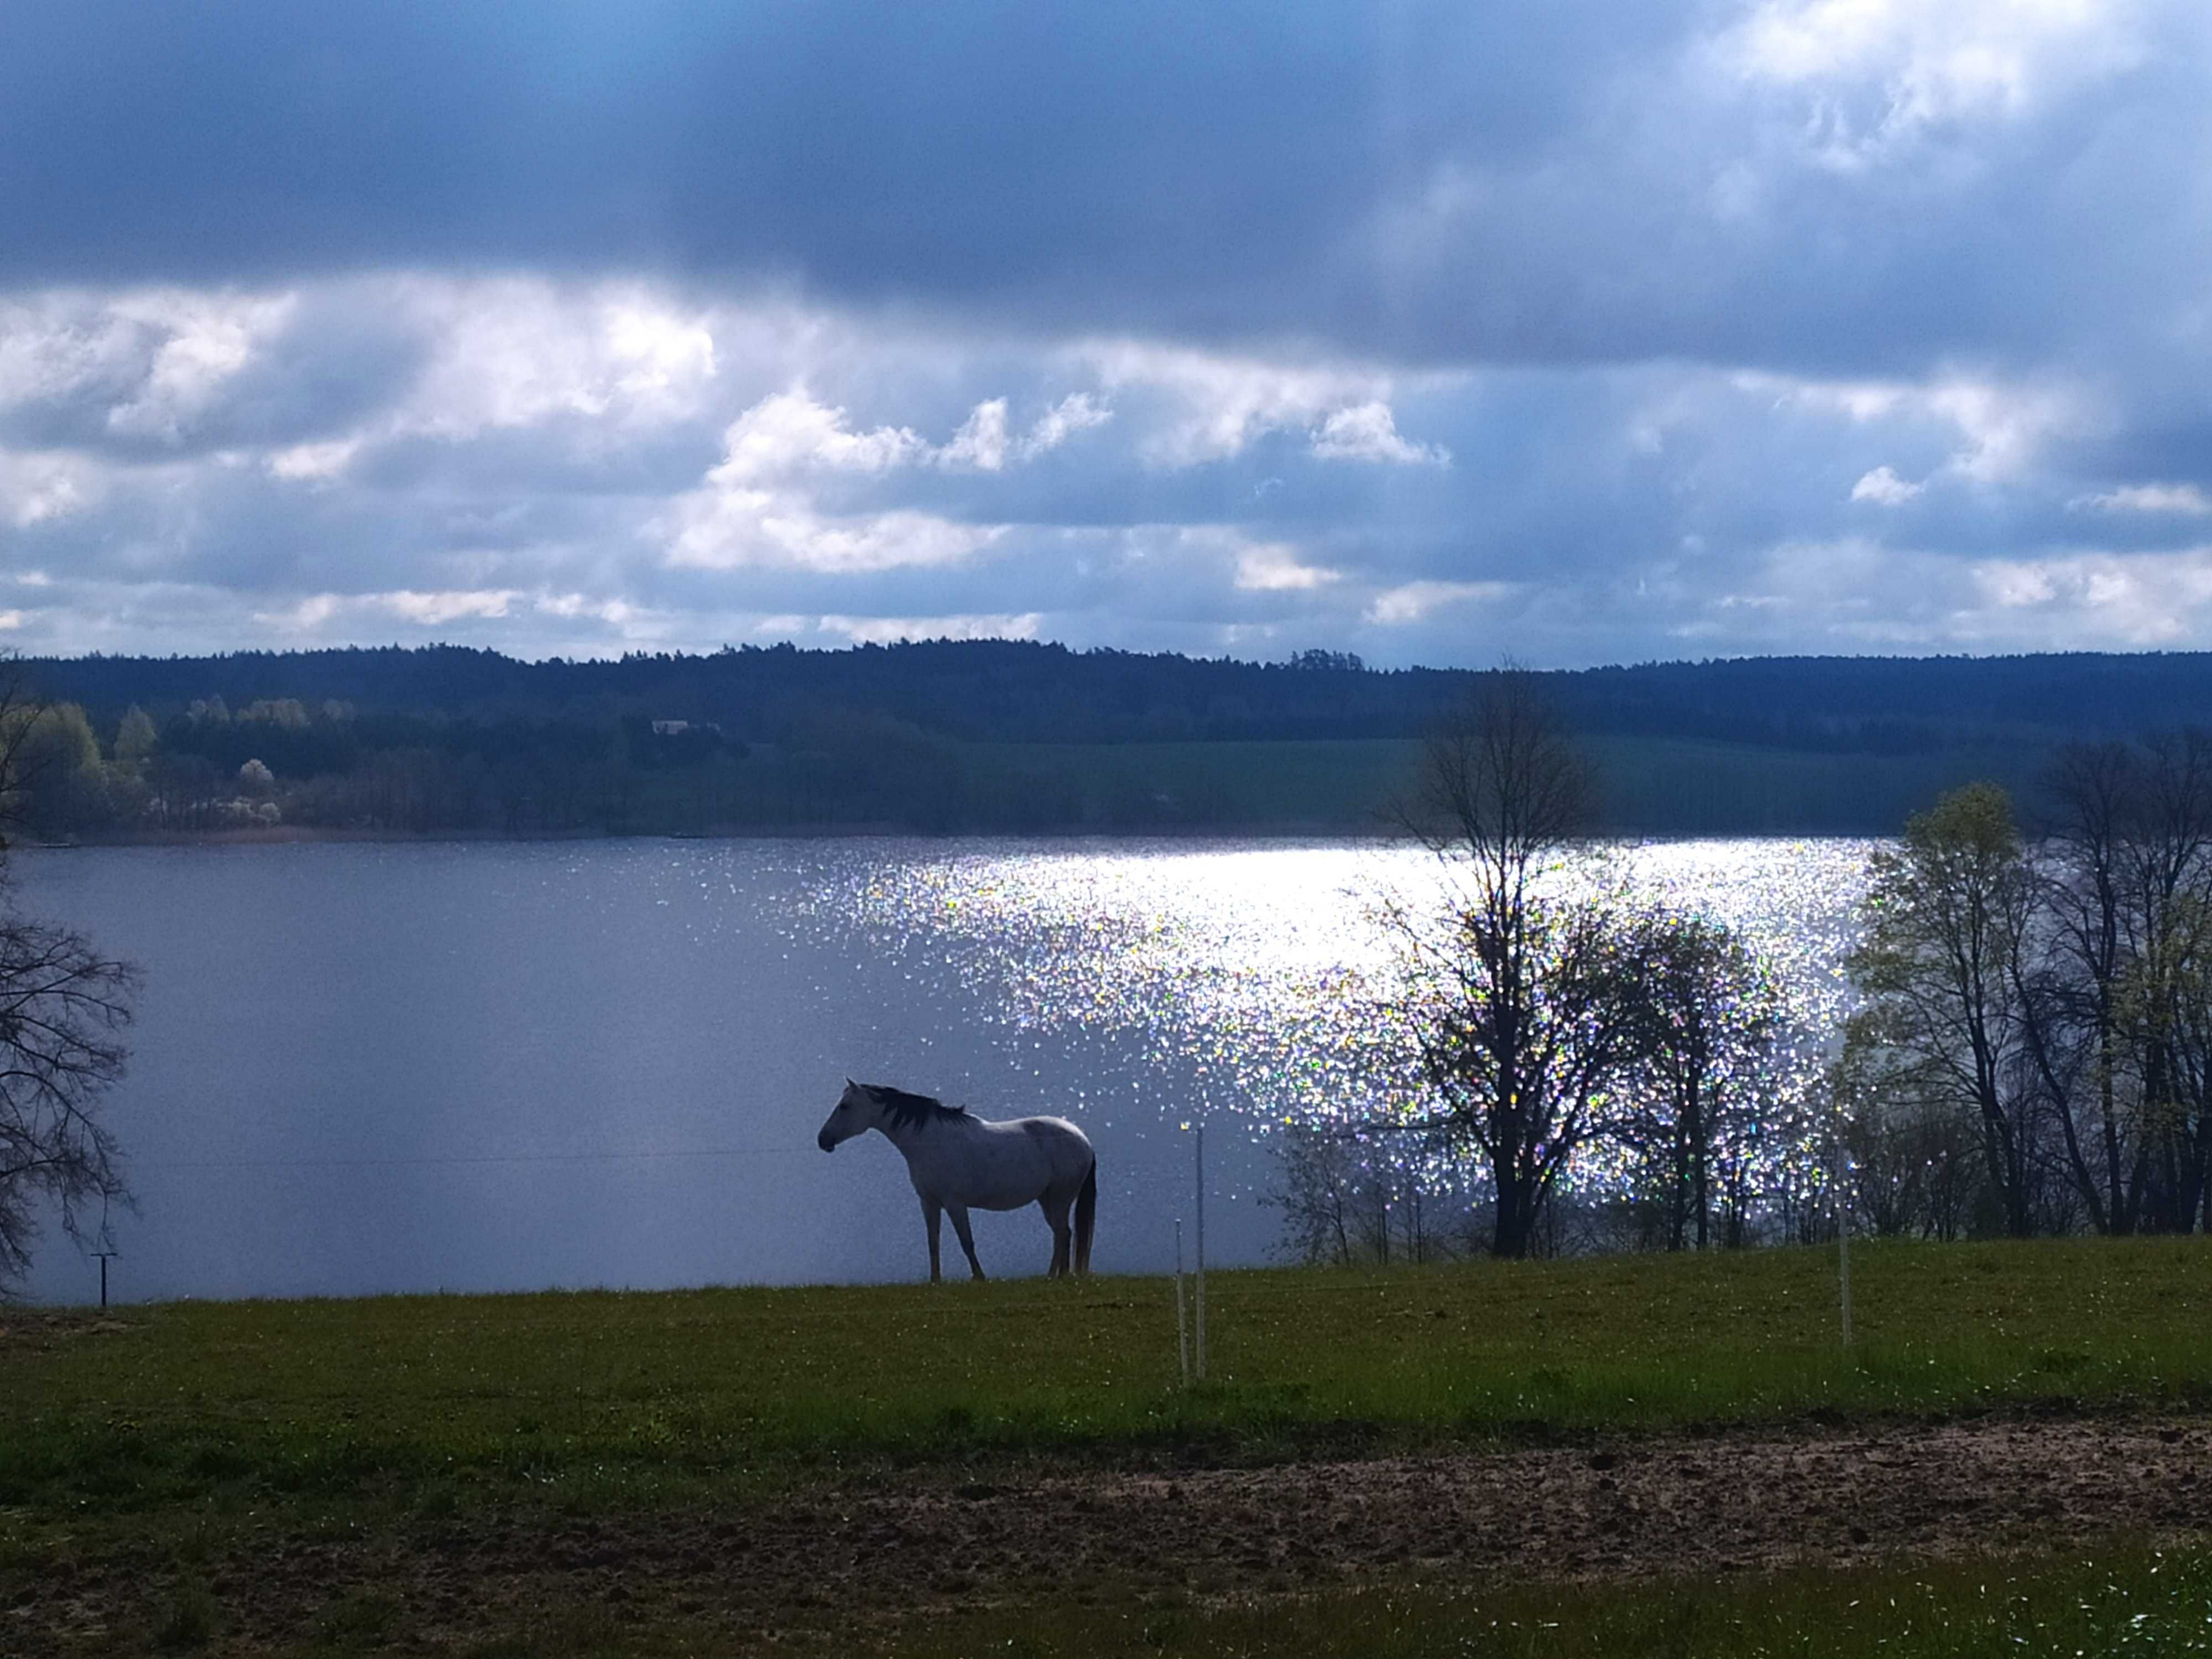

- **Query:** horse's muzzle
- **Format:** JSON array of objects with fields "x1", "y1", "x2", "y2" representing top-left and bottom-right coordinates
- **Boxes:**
[{"x1": 817, "y1": 1129, "x2": 836, "y2": 1152}]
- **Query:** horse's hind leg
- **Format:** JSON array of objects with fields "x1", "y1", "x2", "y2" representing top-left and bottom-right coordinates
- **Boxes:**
[
  {"x1": 1041, "y1": 1193, "x2": 1073, "y2": 1278},
  {"x1": 948, "y1": 1205, "x2": 986, "y2": 1281}
]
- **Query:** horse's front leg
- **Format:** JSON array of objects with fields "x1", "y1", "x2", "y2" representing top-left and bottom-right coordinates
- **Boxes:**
[
  {"x1": 948, "y1": 1206, "x2": 985, "y2": 1280},
  {"x1": 920, "y1": 1196, "x2": 944, "y2": 1284}
]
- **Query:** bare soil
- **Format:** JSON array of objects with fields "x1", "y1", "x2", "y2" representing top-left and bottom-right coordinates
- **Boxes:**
[{"x1": 12, "y1": 1411, "x2": 2212, "y2": 1654}]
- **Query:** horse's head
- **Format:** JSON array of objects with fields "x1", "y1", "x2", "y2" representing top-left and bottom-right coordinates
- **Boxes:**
[{"x1": 817, "y1": 1078, "x2": 876, "y2": 1152}]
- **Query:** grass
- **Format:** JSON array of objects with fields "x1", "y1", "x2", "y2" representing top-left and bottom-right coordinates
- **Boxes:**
[
  {"x1": 3, "y1": 1234, "x2": 2209, "y2": 1519},
  {"x1": 6, "y1": 1236, "x2": 2212, "y2": 1653},
  {"x1": 900, "y1": 1546, "x2": 2212, "y2": 1658},
  {"x1": 95, "y1": 1547, "x2": 2212, "y2": 1656}
]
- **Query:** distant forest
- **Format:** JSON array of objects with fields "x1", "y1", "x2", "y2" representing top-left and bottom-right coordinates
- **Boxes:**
[{"x1": 10, "y1": 641, "x2": 2212, "y2": 839}]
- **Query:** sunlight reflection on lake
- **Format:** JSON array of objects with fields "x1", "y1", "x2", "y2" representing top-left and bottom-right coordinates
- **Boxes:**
[{"x1": 15, "y1": 836, "x2": 1871, "y2": 1303}]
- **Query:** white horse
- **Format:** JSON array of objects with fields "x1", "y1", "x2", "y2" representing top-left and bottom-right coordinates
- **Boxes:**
[{"x1": 816, "y1": 1079, "x2": 1097, "y2": 1280}]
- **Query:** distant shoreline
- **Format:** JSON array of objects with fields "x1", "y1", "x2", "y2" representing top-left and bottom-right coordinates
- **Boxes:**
[
  {"x1": 17, "y1": 823, "x2": 1866, "y2": 852},
  {"x1": 24, "y1": 821, "x2": 1417, "y2": 849}
]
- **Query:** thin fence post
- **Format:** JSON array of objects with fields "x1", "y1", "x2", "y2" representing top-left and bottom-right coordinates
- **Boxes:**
[
  {"x1": 1194, "y1": 1123, "x2": 1207, "y2": 1383},
  {"x1": 1174, "y1": 1218, "x2": 1190, "y2": 1387},
  {"x1": 1835, "y1": 1139, "x2": 1853, "y2": 1351}
]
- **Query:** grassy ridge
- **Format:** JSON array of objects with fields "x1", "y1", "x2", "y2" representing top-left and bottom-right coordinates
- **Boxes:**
[
  {"x1": 604, "y1": 733, "x2": 2043, "y2": 838},
  {"x1": 982, "y1": 734, "x2": 2045, "y2": 835},
  {"x1": 5, "y1": 1237, "x2": 2211, "y2": 1517}
]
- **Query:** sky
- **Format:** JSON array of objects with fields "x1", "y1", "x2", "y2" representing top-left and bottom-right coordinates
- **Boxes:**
[{"x1": 1, "y1": 1, "x2": 2208, "y2": 669}]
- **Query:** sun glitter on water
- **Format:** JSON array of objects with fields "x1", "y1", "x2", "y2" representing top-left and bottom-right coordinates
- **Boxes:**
[{"x1": 802, "y1": 837, "x2": 1874, "y2": 1175}]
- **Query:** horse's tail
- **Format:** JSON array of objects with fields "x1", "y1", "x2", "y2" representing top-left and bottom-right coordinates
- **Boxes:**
[{"x1": 1073, "y1": 1156, "x2": 1097, "y2": 1276}]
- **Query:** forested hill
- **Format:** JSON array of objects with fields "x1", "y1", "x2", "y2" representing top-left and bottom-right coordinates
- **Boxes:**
[
  {"x1": 27, "y1": 642, "x2": 2212, "y2": 749},
  {"x1": 14, "y1": 643, "x2": 2212, "y2": 839}
]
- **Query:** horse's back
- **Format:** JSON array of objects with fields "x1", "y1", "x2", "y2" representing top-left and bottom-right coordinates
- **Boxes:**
[
  {"x1": 914, "y1": 1112, "x2": 1091, "y2": 1210},
  {"x1": 1013, "y1": 1114, "x2": 1089, "y2": 1150}
]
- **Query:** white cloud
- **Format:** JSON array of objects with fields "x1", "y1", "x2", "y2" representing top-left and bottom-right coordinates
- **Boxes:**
[
  {"x1": 1366, "y1": 579, "x2": 1516, "y2": 624},
  {"x1": 1019, "y1": 392, "x2": 1112, "y2": 458},
  {"x1": 252, "y1": 594, "x2": 342, "y2": 631},
  {"x1": 102, "y1": 291, "x2": 297, "y2": 441},
  {"x1": 1087, "y1": 340, "x2": 1448, "y2": 467},
  {"x1": 384, "y1": 589, "x2": 519, "y2": 626},
  {"x1": 747, "y1": 388, "x2": 1119, "y2": 478},
  {"x1": 0, "y1": 451, "x2": 100, "y2": 526},
  {"x1": 711, "y1": 389, "x2": 926, "y2": 484},
  {"x1": 2072, "y1": 482, "x2": 2212, "y2": 515},
  {"x1": 1722, "y1": 0, "x2": 2146, "y2": 168},
  {"x1": 667, "y1": 387, "x2": 1027, "y2": 573},
  {"x1": 1310, "y1": 402, "x2": 1449, "y2": 466},
  {"x1": 1850, "y1": 465, "x2": 1922, "y2": 504},
  {"x1": 1966, "y1": 547, "x2": 2212, "y2": 643},
  {"x1": 535, "y1": 592, "x2": 641, "y2": 627},
  {"x1": 267, "y1": 439, "x2": 359, "y2": 482},
  {"x1": 939, "y1": 398, "x2": 1010, "y2": 471},
  {"x1": 0, "y1": 288, "x2": 296, "y2": 442},
  {"x1": 1925, "y1": 379, "x2": 2088, "y2": 482},
  {"x1": 604, "y1": 301, "x2": 719, "y2": 402},
  {"x1": 0, "y1": 294, "x2": 135, "y2": 409},
  {"x1": 5, "y1": 261, "x2": 2209, "y2": 666},
  {"x1": 1744, "y1": 369, "x2": 2088, "y2": 483},
  {"x1": 1234, "y1": 545, "x2": 1342, "y2": 591},
  {"x1": 817, "y1": 612, "x2": 1042, "y2": 644},
  {"x1": 721, "y1": 386, "x2": 1107, "y2": 484},
  {"x1": 253, "y1": 588, "x2": 521, "y2": 632},
  {"x1": 669, "y1": 482, "x2": 999, "y2": 574},
  {"x1": 398, "y1": 277, "x2": 721, "y2": 437}
]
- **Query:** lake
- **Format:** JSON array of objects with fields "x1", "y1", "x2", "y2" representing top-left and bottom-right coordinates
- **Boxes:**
[{"x1": 13, "y1": 836, "x2": 1871, "y2": 1304}]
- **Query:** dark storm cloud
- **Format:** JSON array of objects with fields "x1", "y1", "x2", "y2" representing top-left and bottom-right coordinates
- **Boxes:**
[
  {"x1": 20, "y1": 0, "x2": 2179, "y2": 372},
  {"x1": 0, "y1": 2, "x2": 1568, "y2": 301}
]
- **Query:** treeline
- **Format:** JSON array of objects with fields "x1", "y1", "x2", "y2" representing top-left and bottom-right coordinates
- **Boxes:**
[
  {"x1": 31, "y1": 641, "x2": 2212, "y2": 748},
  {"x1": 13, "y1": 640, "x2": 2212, "y2": 837},
  {"x1": 11, "y1": 695, "x2": 1415, "y2": 838},
  {"x1": 1272, "y1": 679, "x2": 2212, "y2": 1264},
  {"x1": 1844, "y1": 741, "x2": 2212, "y2": 1239}
]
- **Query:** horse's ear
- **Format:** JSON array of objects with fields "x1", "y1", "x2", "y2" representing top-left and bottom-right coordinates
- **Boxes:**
[{"x1": 845, "y1": 1076, "x2": 856, "y2": 1088}]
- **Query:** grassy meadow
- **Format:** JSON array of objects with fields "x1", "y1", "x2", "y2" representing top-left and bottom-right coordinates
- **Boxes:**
[
  {"x1": 6, "y1": 1235, "x2": 2212, "y2": 1654},
  {"x1": 6, "y1": 1235, "x2": 2211, "y2": 1516}
]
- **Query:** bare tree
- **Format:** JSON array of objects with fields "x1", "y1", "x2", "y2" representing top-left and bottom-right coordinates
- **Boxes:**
[
  {"x1": 1267, "y1": 1126, "x2": 1360, "y2": 1266},
  {"x1": 0, "y1": 662, "x2": 138, "y2": 1287},
  {"x1": 1397, "y1": 667, "x2": 1597, "y2": 889},
  {"x1": 1267, "y1": 1125, "x2": 1465, "y2": 1266},
  {"x1": 2112, "y1": 732, "x2": 2212, "y2": 1232},
  {"x1": 0, "y1": 913, "x2": 137, "y2": 1281},
  {"x1": 2026, "y1": 739, "x2": 2135, "y2": 1233},
  {"x1": 1385, "y1": 670, "x2": 1638, "y2": 1258},
  {"x1": 2018, "y1": 734, "x2": 2212, "y2": 1234}
]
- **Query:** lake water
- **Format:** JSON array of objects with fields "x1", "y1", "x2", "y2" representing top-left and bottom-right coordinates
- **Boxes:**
[{"x1": 13, "y1": 837, "x2": 1871, "y2": 1305}]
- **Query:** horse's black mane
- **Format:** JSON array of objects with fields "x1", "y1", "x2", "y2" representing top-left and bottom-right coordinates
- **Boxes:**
[{"x1": 864, "y1": 1083, "x2": 969, "y2": 1131}]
